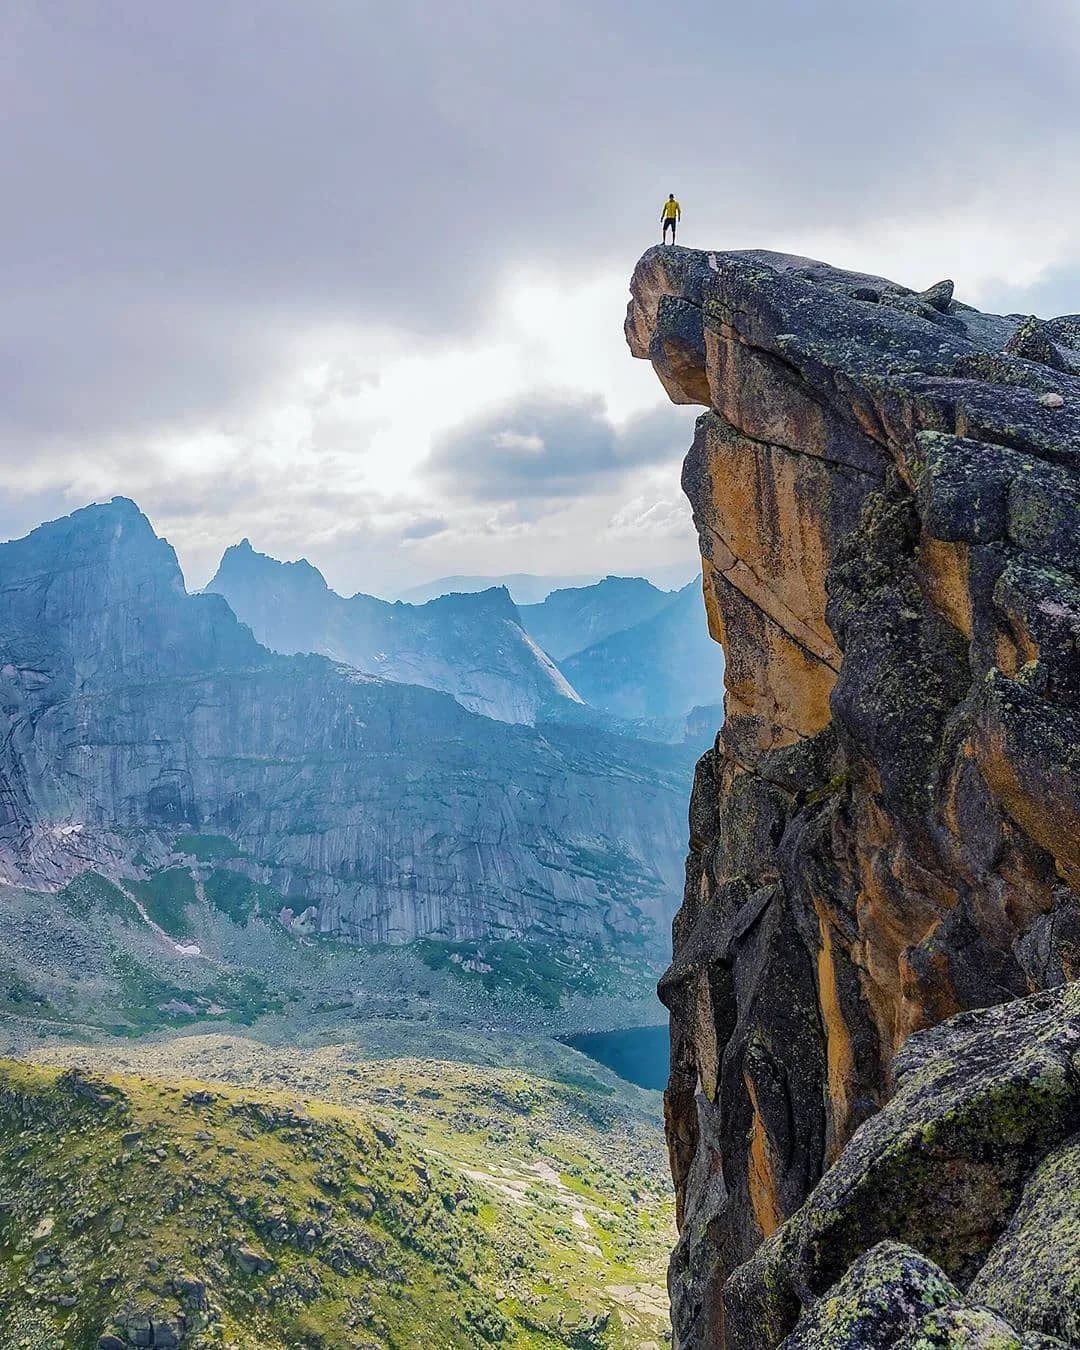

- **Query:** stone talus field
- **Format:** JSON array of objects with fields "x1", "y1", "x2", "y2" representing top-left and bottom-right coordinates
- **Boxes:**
[{"x1": 627, "y1": 246, "x2": 1080, "y2": 1346}]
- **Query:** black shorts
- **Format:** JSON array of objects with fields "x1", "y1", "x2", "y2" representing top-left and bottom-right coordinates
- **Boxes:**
[{"x1": 663, "y1": 217, "x2": 677, "y2": 230}]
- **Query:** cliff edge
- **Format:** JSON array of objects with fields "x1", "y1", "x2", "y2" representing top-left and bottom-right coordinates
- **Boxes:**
[{"x1": 627, "y1": 245, "x2": 1080, "y2": 1346}]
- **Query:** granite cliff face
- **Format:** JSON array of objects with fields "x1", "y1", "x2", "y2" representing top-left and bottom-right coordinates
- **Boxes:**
[
  {"x1": 627, "y1": 246, "x2": 1080, "y2": 1344},
  {"x1": 0, "y1": 499, "x2": 689, "y2": 949},
  {"x1": 208, "y1": 540, "x2": 582, "y2": 726}
]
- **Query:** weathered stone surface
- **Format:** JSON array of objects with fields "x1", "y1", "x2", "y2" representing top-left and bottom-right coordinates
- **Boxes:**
[
  {"x1": 723, "y1": 986, "x2": 1080, "y2": 1348},
  {"x1": 232, "y1": 1241, "x2": 274, "y2": 1275},
  {"x1": 969, "y1": 1134, "x2": 1080, "y2": 1343},
  {"x1": 896, "y1": 1306, "x2": 1051, "y2": 1350},
  {"x1": 0, "y1": 498, "x2": 690, "y2": 949},
  {"x1": 626, "y1": 246, "x2": 1080, "y2": 1346},
  {"x1": 779, "y1": 1242, "x2": 961, "y2": 1349}
]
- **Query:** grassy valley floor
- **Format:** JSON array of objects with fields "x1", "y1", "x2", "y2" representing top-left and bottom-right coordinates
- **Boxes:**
[{"x1": 0, "y1": 874, "x2": 674, "y2": 1349}]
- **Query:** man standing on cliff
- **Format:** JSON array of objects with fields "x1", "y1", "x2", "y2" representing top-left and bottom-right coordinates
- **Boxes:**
[{"x1": 661, "y1": 193, "x2": 681, "y2": 243}]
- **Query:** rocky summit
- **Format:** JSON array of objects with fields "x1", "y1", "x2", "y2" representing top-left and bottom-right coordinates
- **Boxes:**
[
  {"x1": 627, "y1": 245, "x2": 1080, "y2": 1346},
  {"x1": 0, "y1": 498, "x2": 690, "y2": 950}
]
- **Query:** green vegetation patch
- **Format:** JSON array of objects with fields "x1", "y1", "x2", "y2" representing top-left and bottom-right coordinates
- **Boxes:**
[
  {"x1": 0, "y1": 1057, "x2": 669, "y2": 1349},
  {"x1": 0, "y1": 970, "x2": 48, "y2": 1016},
  {"x1": 59, "y1": 872, "x2": 139, "y2": 923},
  {"x1": 417, "y1": 940, "x2": 591, "y2": 1009},
  {"x1": 203, "y1": 869, "x2": 285, "y2": 927},
  {"x1": 108, "y1": 954, "x2": 279, "y2": 1037},
  {"x1": 173, "y1": 833, "x2": 244, "y2": 863},
  {"x1": 415, "y1": 937, "x2": 656, "y2": 1011},
  {"x1": 128, "y1": 868, "x2": 198, "y2": 939}
]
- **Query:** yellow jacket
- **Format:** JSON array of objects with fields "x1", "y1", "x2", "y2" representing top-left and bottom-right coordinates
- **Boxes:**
[{"x1": 661, "y1": 198, "x2": 681, "y2": 220}]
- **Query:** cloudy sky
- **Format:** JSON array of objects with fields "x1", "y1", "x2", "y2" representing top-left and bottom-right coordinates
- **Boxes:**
[{"x1": 6, "y1": 1, "x2": 1080, "y2": 596}]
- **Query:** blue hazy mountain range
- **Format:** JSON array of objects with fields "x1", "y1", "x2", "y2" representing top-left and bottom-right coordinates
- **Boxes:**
[
  {"x1": 0, "y1": 497, "x2": 693, "y2": 950},
  {"x1": 208, "y1": 540, "x2": 581, "y2": 726},
  {"x1": 210, "y1": 544, "x2": 726, "y2": 729},
  {"x1": 519, "y1": 576, "x2": 678, "y2": 661},
  {"x1": 561, "y1": 581, "x2": 728, "y2": 722},
  {"x1": 396, "y1": 561, "x2": 699, "y2": 606}
]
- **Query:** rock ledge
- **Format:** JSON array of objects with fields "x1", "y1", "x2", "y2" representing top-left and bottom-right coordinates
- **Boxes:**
[{"x1": 627, "y1": 245, "x2": 1080, "y2": 1347}]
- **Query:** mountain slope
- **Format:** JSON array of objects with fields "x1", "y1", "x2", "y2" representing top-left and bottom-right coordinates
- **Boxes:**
[
  {"x1": 0, "y1": 1052, "x2": 671, "y2": 1349},
  {"x1": 519, "y1": 577, "x2": 675, "y2": 662},
  {"x1": 0, "y1": 499, "x2": 690, "y2": 953},
  {"x1": 561, "y1": 581, "x2": 726, "y2": 720},
  {"x1": 206, "y1": 541, "x2": 581, "y2": 725}
]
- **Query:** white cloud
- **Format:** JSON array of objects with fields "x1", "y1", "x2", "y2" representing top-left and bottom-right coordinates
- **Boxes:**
[{"x1": 8, "y1": 1, "x2": 1080, "y2": 595}]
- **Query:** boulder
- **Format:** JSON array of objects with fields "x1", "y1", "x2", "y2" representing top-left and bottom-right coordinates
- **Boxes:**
[
  {"x1": 723, "y1": 986, "x2": 1080, "y2": 1348},
  {"x1": 779, "y1": 1242, "x2": 960, "y2": 1349},
  {"x1": 969, "y1": 1136, "x2": 1080, "y2": 1343},
  {"x1": 232, "y1": 1242, "x2": 274, "y2": 1276}
]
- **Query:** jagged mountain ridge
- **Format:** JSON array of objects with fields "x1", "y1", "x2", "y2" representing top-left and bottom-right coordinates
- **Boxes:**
[
  {"x1": 518, "y1": 575, "x2": 677, "y2": 661},
  {"x1": 397, "y1": 562, "x2": 699, "y2": 606},
  {"x1": 561, "y1": 579, "x2": 727, "y2": 720},
  {"x1": 207, "y1": 538, "x2": 581, "y2": 725},
  {"x1": 627, "y1": 245, "x2": 1080, "y2": 1345},
  {"x1": 0, "y1": 498, "x2": 690, "y2": 950},
  {"x1": 397, "y1": 571, "x2": 601, "y2": 606}
]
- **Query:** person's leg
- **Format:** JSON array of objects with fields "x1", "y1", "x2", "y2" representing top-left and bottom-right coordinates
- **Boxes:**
[{"x1": 671, "y1": 220, "x2": 677, "y2": 244}]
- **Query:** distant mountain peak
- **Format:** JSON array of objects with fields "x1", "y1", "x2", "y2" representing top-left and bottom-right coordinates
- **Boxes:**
[
  {"x1": 419, "y1": 584, "x2": 520, "y2": 622},
  {"x1": 208, "y1": 544, "x2": 581, "y2": 724},
  {"x1": 519, "y1": 574, "x2": 677, "y2": 662},
  {"x1": 210, "y1": 540, "x2": 330, "y2": 597},
  {"x1": 2, "y1": 496, "x2": 183, "y2": 591}
]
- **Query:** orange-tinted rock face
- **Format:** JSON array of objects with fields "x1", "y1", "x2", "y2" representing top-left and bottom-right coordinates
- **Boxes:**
[
  {"x1": 690, "y1": 413, "x2": 842, "y2": 752},
  {"x1": 630, "y1": 246, "x2": 1080, "y2": 1347}
]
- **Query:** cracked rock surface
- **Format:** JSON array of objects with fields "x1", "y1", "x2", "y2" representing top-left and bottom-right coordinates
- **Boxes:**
[{"x1": 627, "y1": 245, "x2": 1080, "y2": 1347}]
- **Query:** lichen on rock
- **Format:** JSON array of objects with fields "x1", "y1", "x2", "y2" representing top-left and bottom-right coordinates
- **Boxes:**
[{"x1": 627, "y1": 245, "x2": 1080, "y2": 1347}]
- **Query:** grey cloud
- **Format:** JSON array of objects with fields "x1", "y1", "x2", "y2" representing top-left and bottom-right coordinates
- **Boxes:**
[
  {"x1": 427, "y1": 394, "x2": 693, "y2": 504},
  {"x1": 979, "y1": 267, "x2": 1080, "y2": 321},
  {"x1": 400, "y1": 515, "x2": 448, "y2": 541},
  {"x1": 5, "y1": 1, "x2": 1080, "y2": 451}
]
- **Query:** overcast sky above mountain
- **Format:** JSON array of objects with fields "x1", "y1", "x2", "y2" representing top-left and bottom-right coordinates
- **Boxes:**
[{"x1": 5, "y1": 1, "x2": 1080, "y2": 594}]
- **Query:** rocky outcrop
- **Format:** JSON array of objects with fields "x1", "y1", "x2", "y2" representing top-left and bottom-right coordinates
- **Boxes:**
[
  {"x1": 626, "y1": 246, "x2": 1080, "y2": 1343},
  {"x1": 0, "y1": 499, "x2": 690, "y2": 949},
  {"x1": 208, "y1": 540, "x2": 583, "y2": 725},
  {"x1": 730, "y1": 985, "x2": 1080, "y2": 1348}
]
